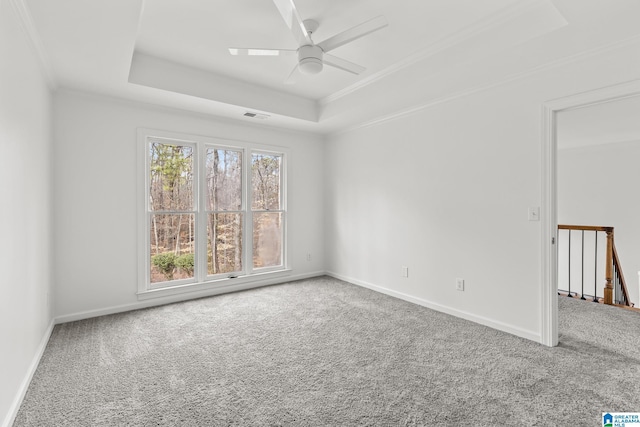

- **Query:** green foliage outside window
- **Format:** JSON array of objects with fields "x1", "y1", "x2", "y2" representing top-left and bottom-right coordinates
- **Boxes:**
[
  {"x1": 176, "y1": 253, "x2": 195, "y2": 276},
  {"x1": 151, "y1": 252, "x2": 178, "y2": 281}
]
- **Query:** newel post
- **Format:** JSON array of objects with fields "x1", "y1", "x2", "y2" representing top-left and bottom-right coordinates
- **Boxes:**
[{"x1": 604, "y1": 229, "x2": 614, "y2": 305}]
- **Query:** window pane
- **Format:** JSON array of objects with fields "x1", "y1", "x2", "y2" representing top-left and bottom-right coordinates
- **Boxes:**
[
  {"x1": 252, "y1": 153, "x2": 281, "y2": 210},
  {"x1": 149, "y1": 142, "x2": 193, "y2": 211},
  {"x1": 206, "y1": 148, "x2": 242, "y2": 211},
  {"x1": 149, "y1": 214, "x2": 195, "y2": 283},
  {"x1": 207, "y1": 213, "x2": 243, "y2": 275},
  {"x1": 253, "y1": 212, "x2": 282, "y2": 269}
]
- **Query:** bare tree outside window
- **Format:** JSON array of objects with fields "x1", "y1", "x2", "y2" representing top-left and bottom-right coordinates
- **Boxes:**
[{"x1": 206, "y1": 148, "x2": 243, "y2": 275}]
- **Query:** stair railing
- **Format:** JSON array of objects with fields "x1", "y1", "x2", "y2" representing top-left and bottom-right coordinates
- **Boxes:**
[
  {"x1": 558, "y1": 225, "x2": 632, "y2": 307},
  {"x1": 612, "y1": 242, "x2": 631, "y2": 306}
]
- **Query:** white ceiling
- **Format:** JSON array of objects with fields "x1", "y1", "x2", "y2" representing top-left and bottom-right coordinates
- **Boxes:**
[{"x1": 21, "y1": 0, "x2": 640, "y2": 134}]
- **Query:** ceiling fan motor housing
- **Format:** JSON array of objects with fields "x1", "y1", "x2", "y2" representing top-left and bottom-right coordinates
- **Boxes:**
[{"x1": 298, "y1": 45, "x2": 323, "y2": 75}]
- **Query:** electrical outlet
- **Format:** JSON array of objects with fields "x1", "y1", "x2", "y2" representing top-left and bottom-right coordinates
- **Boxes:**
[
  {"x1": 401, "y1": 266, "x2": 409, "y2": 278},
  {"x1": 456, "y1": 278, "x2": 465, "y2": 291}
]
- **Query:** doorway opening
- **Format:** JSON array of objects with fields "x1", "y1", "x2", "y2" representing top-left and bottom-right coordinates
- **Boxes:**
[{"x1": 541, "y1": 79, "x2": 640, "y2": 347}]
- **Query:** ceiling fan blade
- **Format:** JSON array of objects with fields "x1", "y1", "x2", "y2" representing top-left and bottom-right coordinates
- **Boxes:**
[
  {"x1": 271, "y1": 0, "x2": 313, "y2": 46},
  {"x1": 324, "y1": 54, "x2": 366, "y2": 75},
  {"x1": 228, "y1": 48, "x2": 296, "y2": 56},
  {"x1": 284, "y1": 64, "x2": 300, "y2": 84},
  {"x1": 318, "y1": 16, "x2": 387, "y2": 53}
]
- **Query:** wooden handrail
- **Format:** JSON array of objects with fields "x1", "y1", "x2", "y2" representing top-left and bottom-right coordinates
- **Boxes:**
[
  {"x1": 558, "y1": 224, "x2": 614, "y2": 232},
  {"x1": 558, "y1": 224, "x2": 631, "y2": 306}
]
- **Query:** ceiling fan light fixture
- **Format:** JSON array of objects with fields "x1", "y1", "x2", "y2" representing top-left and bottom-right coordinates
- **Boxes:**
[
  {"x1": 299, "y1": 57, "x2": 323, "y2": 74},
  {"x1": 297, "y1": 45, "x2": 323, "y2": 75}
]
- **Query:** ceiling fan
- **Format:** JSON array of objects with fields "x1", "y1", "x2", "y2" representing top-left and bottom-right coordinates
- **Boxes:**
[{"x1": 228, "y1": 0, "x2": 388, "y2": 82}]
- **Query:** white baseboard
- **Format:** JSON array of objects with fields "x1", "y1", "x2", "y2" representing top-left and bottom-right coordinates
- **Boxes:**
[
  {"x1": 327, "y1": 271, "x2": 541, "y2": 344},
  {"x1": 2, "y1": 319, "x2": 55, "y2": 427},
  {"x1": 55, "y1": 271, "x2": 326, "y2": 325}
]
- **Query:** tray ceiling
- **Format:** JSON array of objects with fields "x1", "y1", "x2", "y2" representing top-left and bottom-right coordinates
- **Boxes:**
[{"x1": 20, "y1": 0, "x2": 640, "y2": 133}]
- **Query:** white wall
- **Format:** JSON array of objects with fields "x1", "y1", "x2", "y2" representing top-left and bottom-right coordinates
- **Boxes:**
[
  {"x1": 558, "y1": 140, "x2": 640, "y2": 305},
  {"x1": 0, "y1": 0, "x2": 53, "y2": 425},
  {"x1": 53, "y1": 90, "x2": 325, "y2": 319},
  {"x1": 324, "y1": 41, "x2": 640, "y2": 343}
]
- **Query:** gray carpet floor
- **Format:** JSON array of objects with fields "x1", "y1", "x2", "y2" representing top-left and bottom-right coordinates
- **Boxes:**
[{"x1": 13, "y1": 276, "x2": 640, "y2": 426}]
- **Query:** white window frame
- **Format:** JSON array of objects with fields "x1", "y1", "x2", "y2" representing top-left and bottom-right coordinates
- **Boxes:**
[
  {"x1": 137, "y1": 128, "x2": 290, "y2": 300},
  {"x1": 250, "y1": 149, "x2": 287, "y2": 274}
]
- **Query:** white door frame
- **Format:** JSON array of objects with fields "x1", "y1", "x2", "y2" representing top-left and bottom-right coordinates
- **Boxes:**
[{"x1": 541, "y1": 79, "x2": 640, "y2": 347}]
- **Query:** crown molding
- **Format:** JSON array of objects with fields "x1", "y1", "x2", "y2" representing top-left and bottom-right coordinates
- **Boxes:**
[
  {"x1": 332, "y1": 34, "x2": 640, "y2": 137},
  {"x1": 318, "y1": 0, "x2": 546, "y2": 108},
  {"x1": 8, "y1": 0, "x2": 57, "y2": 89}
]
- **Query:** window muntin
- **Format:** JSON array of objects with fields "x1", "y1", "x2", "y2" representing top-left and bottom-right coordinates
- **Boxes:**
[{"x1": 140, "y1": 132, "x2": 287, "y2": 292}]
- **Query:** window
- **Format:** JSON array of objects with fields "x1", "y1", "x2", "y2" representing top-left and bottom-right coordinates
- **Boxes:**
[
  {"x1": 206, "y1": 147, "x2": 243, "y2": 276},
  {"x1": 138, "y1": 129, "x2": 288, "y2": 296},
  {"x1": 148, "y1": 142, "x2": 196, "y2": 284},
  {"x1": 252, "y1": 153, "x2": 284, "y2": 270}
]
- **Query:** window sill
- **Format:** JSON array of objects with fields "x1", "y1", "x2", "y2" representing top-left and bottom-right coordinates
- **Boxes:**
[{"x1": 137, "y1": 269, "x2": 293, "y2": 301}]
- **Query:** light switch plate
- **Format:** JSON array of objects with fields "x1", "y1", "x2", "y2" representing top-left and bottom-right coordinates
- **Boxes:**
[{"x1": 528, "y1": 207, "x2": 540, "y2": 221}]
